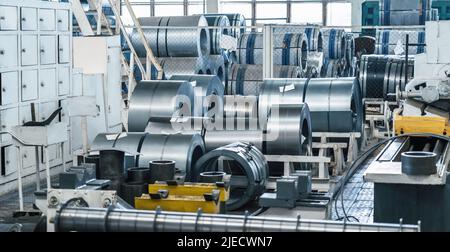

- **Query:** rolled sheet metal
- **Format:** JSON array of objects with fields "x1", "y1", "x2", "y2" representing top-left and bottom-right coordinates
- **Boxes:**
[
  {"x1": 128, "y1": 80, "x2": 195, "y2": 132},
  {"x1": 204, "y1": 13, "x2": 246, "y2": 39},
  {"x1": 138, "y1": 133, "x2": 205, "y2": 177},
  {"x1": 170, "y1": 75, "x2": 225, "y2": 118},
  {"x1": 203, "y1": 130, "x2": 264, "y2": 152},
  {"x1": 344, "y1": 33, "x2": 356, "y2": 72},
  {"x1": 236, "y1": 32, "x2": 308, "y2": 72},
  {"x1": 321, "y1": 58, "x2": 344, "y2": 78},
  {"x1": 265, "y1": 104, "x2": 312, "y2": 157},
  {"x1": 275, "y1": 26, "x2": 323, "y2": 52},
  {"x1": 130, "y1": 15, "x2": 210, "y2": 58},
  {"x1": 228, "y1": 64, "x2": 301, "y2": 96},
  {"x1": 204, "y1": 15, "x2": 231, "y2": 55},
  {"x1": 359, "y1": 54, "x2": 414, "y2": 101},
  {"x1": 144, "y1": 117, "x2": 206, "y2": 136},
  {"x1": 259, "y1": 78, "x2": 363, "y2": 134},
  {"x1": 322, "y1": 28, "x2": 347, "y2": 60},
  {"x1": 223, "y1": 95, "x2": 258, "y2": 119},
  {"x1": 158, "y1": 57, "x2": 209, "y2": 79},
  {"x1": 305, "y1": 52, "x2": 324, "y2": 78},
  {"x1": 0, "y1": 224, "x2": 22, "y2": 232},
  {"x1": 191, "y1": 142, "x2": 269, "y2": 210},
  {"x1": 375, "y1": 30, "x2": 426, "y2": 55},
  {"x1": 208, "y1": 54, "x2": 227, "y2": 82}
]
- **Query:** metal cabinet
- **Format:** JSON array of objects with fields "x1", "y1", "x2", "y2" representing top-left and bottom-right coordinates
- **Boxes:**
[
  {"x1": 21, "y1": 69, "x2": 38, "y2": 101},
  {"x1": 2, "y1": 145, "x2": 18, "y2": 176},
  {"x1": 0, "y1": 35, "x2": 18, "y2": 68},
  {"x1": 21, "y1": 7, "x2": 37, "y2": 31},
  {"x1": 1, "y1": 107, "x2": 19, "y2": 142},
  {"x1": 39, "y1": 9, "x2": 55, "y2": 31},
  {"x1": 21, "y1": 35, "x2": 38, "y2": 66},
  {"x1": 58, "y1": 66, "x2": 70, "y2": 96},
  {"x1": 57, "y1": 10, "x2": 69, "y2": 32},
  {"x1": 19, "y1": 105, "x2": 36, "y2": 170},
  {"x1": 38, "y1": 101, "x2": 57, "y2": 123},
  {"x1": 19, "y1": 104, "x2": 33, "y2": 125},
  {"x1": 0, "y1": 5, "x2": 18, "y2": 31},
  {"x1": 58, "y1": 35, "x2": 70, "y2": 64},
  {"x1": 1, "y1": 71, "x2": 18, "y2": 106},
  {"x1": 40, "y1": 35, "x2": 56, "y2": 65},
  {"x1": 39, "y1": 68, "x2": 56, "y2": 100}
]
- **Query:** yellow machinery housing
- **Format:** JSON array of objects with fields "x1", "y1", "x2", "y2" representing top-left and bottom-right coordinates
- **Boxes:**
[
  {"x1": 134, "y1": 182, "x2": 230, "y2": 214},
  {"x1": 395, "y1": 114, "x2": 449, "y2": 136}
]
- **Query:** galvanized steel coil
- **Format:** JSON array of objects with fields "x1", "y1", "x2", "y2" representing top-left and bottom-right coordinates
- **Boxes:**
[
  {"x1": 138, "y1": 133, "x2": 205, "y2": 176},
  {"x1": 130, "y1": 15, "x2": 210, "y2": 58},
  {"x1": 158, "y1": 57, "x2": 210, "y2": 79},
  {"x1": 203, "y1": 130, "x2": 264, "y2": 152},
  {"x1": 170, "y1": 75, "x2": 225, "y2": 118},
  {"x1": 208, "y1": 54, "x2": 227, "y2": 82},
  {"x1": 128, "y1": 80, "x2": 195, "y2": 132},
  {"x1": 236, "y1": 32, "x2": 308, "y2": 72},
  {"x1": 322, "y1": 28, "x2": 347, "y2": 60},
  {"x1": 228, "y1": 64, "x2": 301, "y2": 96},
  {"x1": 191, "y1": 142, "x2": 268, "y2": 210},
  {"x1": 275, "y1": 26, "x2": 323, "y2": 52},
  {"x1": 321, "y1": 58, "x2": 344, "y2": 78},
  {"x1": 204, "y1": 15, "x2": 231, "y2": 55},
  {"x1": 204, "y1": 13, "x2": 246, "y2": 39},
  {"x1": 265, "y1": 104, "x2": 312, "y2": 157},
  {"x1": 259, "y1": 78, "x2": 363, "y2": 134},
  {"x1": 305, "y1": 52, "x2": 324, "y2": 78},
  {"x1": 359, "y1": 54, "x2": 414, "y2": 101},
  {"x1": 223, "y1": 95, "x2": 258, "y2": 119},
  {"x1": 375, "y1": 30, "x2": 426, "y2": 55}
]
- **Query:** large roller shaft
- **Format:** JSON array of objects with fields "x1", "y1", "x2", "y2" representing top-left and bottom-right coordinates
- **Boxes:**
[{"x1": 130, "y1": 15, "x2": 210, "y2": 58}]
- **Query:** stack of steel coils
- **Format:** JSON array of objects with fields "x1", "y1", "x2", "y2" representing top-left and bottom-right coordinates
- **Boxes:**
[
  {"x1": 375, "y1": 29, "x2": 426, "y2": 55},
  {"x1": 228, "y1": 64, "x2": 301, "y2": 96},
  {"x1": 203, "y1": 15, "x2": 231, "y2": 55},
  {"x1": 359, "y1": 54, "x2": 415, "y2": 101},
  {"x1": 380, "y1": 0, "x2": 434, "y2": 25},
  {"x1": 205, "y1": 13, "x2": 246, "y2": 39}
]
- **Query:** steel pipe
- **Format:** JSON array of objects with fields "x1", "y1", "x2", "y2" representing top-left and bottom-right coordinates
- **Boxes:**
[
  {"x1": 191, "y1": 142, "x2": 269, "y2": 210},
  {"x1": 130, "y1": 15, "x2": 210, "y2": 58},
  {"x1": 236, "y1": 32, "x2": 308, "y2": 73},
  {"x1": 228, "y1": 64, "x2": 301, "y2": 96},
  {"x1": 128, "y1": 80, "x2": 195, "y2": 132},
  {"x1": 55, "y1": 207, "x2": 420, "y2": 232}
]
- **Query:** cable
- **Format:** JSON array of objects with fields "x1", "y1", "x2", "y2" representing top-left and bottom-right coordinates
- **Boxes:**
[{"x1": 334, "y1": 133, "x2": 450, "y2": 222}]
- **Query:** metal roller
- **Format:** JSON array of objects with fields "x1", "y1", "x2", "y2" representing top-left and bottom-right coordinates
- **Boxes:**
[
  {"x1": 170, "y1": 75, "x2": 224, "y2": 118},
  {"x1": 128, "y1": 80, "x2": 195, "y2": 132},
  {"x1": 204, "y1": 15, "x2": 231, "y2": 55},
  {"x1": 54, "y1": 207, "x2": 420, "y2": 232},
  {"x1": 375, "y1": 30, "x2": 426, "y2": 55},
  {"x1": 138, "y1": 133, "x2": 205, "y2": 177},
  {"x1": 322, "y1": 28, "x2": 347, "y2": 60},
  {"x1": 203, "y1": 130, "x2": 264, "y2": 152},
  {"x1": 204, "y1": 13, "x2": 246, "y2": 39},
  {"x1": 236, "y1": 32, "x2": 308, "y2": 72},
  {"x1": 191, "y1": 142, "x2": 269, "y2": 210},
  {"x1": 228, "y1": 64, "x2": 301, "y2": 96},
  {"x1": 130, "y1": 15, "x2": 210, "y2": 58},
  {"x1": 258, "y1": 78, "x2": 363, "y2": 134},
  {"x1": 359, "y1": 55, "x2": 415, "y2": 101},
  {"x1": 265, "y1": 104, "x2": 312, "y2": 156},
  {"x1": 158, "y1": 57, "x2": 210, "y2": 79}
]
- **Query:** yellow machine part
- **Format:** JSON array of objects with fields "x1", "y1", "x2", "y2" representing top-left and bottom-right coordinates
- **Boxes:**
[
  {"x1": 135, "y1": 194, "x2": 220, "y2": 214},
  {"x1": 148, "y1": 183, "x2": 230, "y2": 202},
  {"x1": 395, "y1": 115, "x2": 449, "y2": 136}
]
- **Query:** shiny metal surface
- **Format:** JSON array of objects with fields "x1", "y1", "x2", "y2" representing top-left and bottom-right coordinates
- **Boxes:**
[
  {"x1": 191, "y1": 142, "x2": 268, "y2": 210},
  {"x1": 203, "y1": 130, "x2": 264, "y2": 152},
  {"x1": 237, "y1": 33, "x2": 308, "y2": 73},
  {"x1": 158, "y1": 57, "x2": 209, "y2": 79},
  {"x1": 204, "y1": 13, "x2": 246, "y2": 39},
  {"x1": 321, "y1": 59, "x2": 344, "y2": 78},
  {"x1": 56, "y1": 207, "x2": 420, "y2": 232},
  {"x1": 138, "y1": 133, "x2": 205, "y2": 177},
  {"x1": 322, "y1": 28, "x2": 347, "y2": 60},
  {"x1": 375, "y1": 30, "x2": 426, "y2": 55},
  {"x1": 305, "y1": 51, "x2": 324, "y2": 78},
  {"x1": 228, "y1": 64, "x2": 301, "y2": 95},
  {"x1": 204, "y1": 15, "x2": 230, "y2": 55},
  {"x1": 208, "y1": 54, "x2": 227, "y2": 82},
  {"x1": 265, "y1": 104, "x2": 312, "y2": 156},
  {"x1": 170, "y1": 75, "x2": 224, "y2": 117},
  {"x1": 223, "y1": 95, "x2": 258, "y2": 119},
  {"x1": 131, "y1": 15, "x2": 210, "y2": 57},
  {"x1": 275, "y1": 26, "x2": 323, "y2": 52},
  {"x1": 128, "y1": 80, "x2": 195, "y2": 132}
]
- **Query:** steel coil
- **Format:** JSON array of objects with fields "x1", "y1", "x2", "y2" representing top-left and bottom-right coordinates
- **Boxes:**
[
  {"x1": 321, "y1": 58, "x2": 344, "y2": 78},
  {"x1": 208, "y1": 54, "x2": 227, "y2": 82},
  {"x1": 259, "y1": 78, "x2": 363, "y2": 134},
  {"x1": 204, "y1": 13, "x2": 246, "y2": 39},
  {"x1": 228, "y1": 64, "x2": 301, "y2": 96},
  {"x1": 128, "y1": 80, "x2": 195, "y2": 132},
  {"x1": 138, "y1": 133, "x2": 205, "y2": 177},
  {"x1": 203, "y1": 130, "x2": 264, "y2": 152},
  {"x1": 223, "y1": 95, "x2": 258, "y2": 119},
  {"x1": 158, "y1": 57, "x2": 210, "y2": 79},
  {"x1": 170, "y1": 75, "x2": 225, "y2": 118},
  {"x1": 144, "y1": 118, "x2": 206, "y2": 136},
  {"x1": 375, "y1": 30, "x2": 426, "y2": 55},
  {"x1": 305, "y1": 52, "x2": 324, "y2": 78},
  {"x1": 130, "y1": 15, "x2": 210, "y2": 58},
  {"x1": 265, "y1": 104, "x2": 312, "y2": 157},
  {"x1": 359, "y1": 54, "x2": 414, "y2": 101},
  {"x1": 236, "y1": 32, "x2": 308, "y2": 72},
  {"x1": 204, "y1": 15, "x2": 231, "y2": 55},
  {"x1": 344, "y1": 33, "x2": 356, "y2": 72},
  {"x1": 0, "y1": 224, "x2": 22, "y2": 232},
  {"x1": 275, "y1": 26, "x2": 323, "y2": 52},
  {"x1": 191, "y1": 142, "x2": 269, "y2": 210},
  {"x1": 380, "y1": 0, "x2": 433, "y2": 25},
  {"x1": 322, "y1": 28, "x2": 347, "y2": 60}
]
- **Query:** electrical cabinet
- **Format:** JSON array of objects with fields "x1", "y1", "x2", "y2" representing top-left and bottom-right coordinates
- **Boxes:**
[{"x1": 0, "y1": 0, "x2": 72, "y2": 187}]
